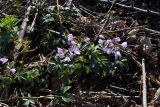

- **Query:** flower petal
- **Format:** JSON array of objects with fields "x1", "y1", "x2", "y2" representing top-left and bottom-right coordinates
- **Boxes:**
[
  {"x1": 0, "y1": 57, "x2": 8, "y2": 64},
  {"x1": 121, "y1": 42, "x2": 127, "y2": 48},
  {"x1": 106, "y1": 48, "x2": 114, "y2": 54},
  {"x1": 74, "y1": 49, "x2": 80, "y2": 55},
  {"x1": 98, "y1": 39, "x2": 104, "y2": 45},
  {"x1": 106, "y1": 40, "x2": 114, "y2": 47},
  {"x1": 66, "y1": 0, "x2": 72, "y2": 8},
  {"x1": 85, "y1": 37, "x2": 90, "y2": 44},
  {"x1": 69, "y1": 46, "x2": 80, "y2": 55},
  {"x1": 114, "y1": 37, "x2": 121, "y2": 42},
  {"x1": 115, "y1": 51, "x2": 121, "y2": 59},
  {"x1": 10, "y1": 68, "x2": 16, "y2": 74},
  {"x1": 57, "y1": 48, "x2": 64, "y2": 54},
  {"x1": 68, "y1": 34, "x2": 76, "y2": 45},
  {"x1": 63, "y1": 57, "x2": 71, "y2": 62}
]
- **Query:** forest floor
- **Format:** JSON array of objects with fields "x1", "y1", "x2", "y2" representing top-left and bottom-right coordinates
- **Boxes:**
[{"x1": 0, "y1": 0, "x2": 160, "y2": 107}]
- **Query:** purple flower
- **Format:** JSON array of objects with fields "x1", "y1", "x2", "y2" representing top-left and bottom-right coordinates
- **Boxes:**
[
  {"x1": 73, "y1": 47, "x2": 80, "y2": 55},
  {"x1": 66, "y1": 0, "x2": 72, "y2": 8},
  {"x1": 63, "y1": 57, "x2": 71, "y2": 62},
  {"x1": 0, "y1": 57, "x2": 8, "y2": 64},
  {"x1": 105, "y1": 40, "x2": 114, "y2": 47},
  {"x1": 98, "y1": 39, "x2": 104, "y2": 45},
  {"x1": 103, "y1": 47, "x2": 114, "y2": 54},
  {"x1": 121, "y1": 42, "x2": 127, "y2": 48},
  {"x1": 106, "y1": 48, "x2": 114, "y2": 54},
  {"x1": 57, "y1": 48, "x2": 65, "y2": 58},
  {"x1": 85, "y1": 37, "x2": 90, "y2": 44},
  {"x1": 57, "y1": 48, "x2": 63, "y2": 54},
  {"x1": 69, "y1": 50, "x2": 74, "y2": 57},
  {"x1": 10, "y1": 68, "x2": 16, "y2": 74},
  {"x1": 69, "y1": 46, "x2": 80, "y2": 55},
  {"x1": 114, "y1": 37, "x2": 121, "y2": 42},
  {"x1": 68, "y1": 34, "x2": 76, "y2": 45},
  {"x1": 115, "y1": 51, "x2": 121, "y2": 59}
]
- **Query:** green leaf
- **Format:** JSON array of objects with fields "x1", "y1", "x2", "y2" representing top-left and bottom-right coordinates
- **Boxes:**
[
  {"x1": 85, "y1": 66, "x2": 90, "y2": 74},
  {"x1": 61, "y1": 86, "x2": 71, "y2": 94},
  {"x1": 111, "y1": 69, "x2": 116, "y2": 76},
  {"x1": 74, "y1": 63, "x2": 82, "y2": 70},
  {"x1": 62, "y1": 94, "x2": 73, "y2": 103},
  {"x1": 23, "y1": 99, "x2": 36, "y2": 106},
  {"x1": 116, "y1": 60, "x2": 125, "y2": 68},
  {"x1": 0, "y1": 15, "x2": 17, "y2": 29}
]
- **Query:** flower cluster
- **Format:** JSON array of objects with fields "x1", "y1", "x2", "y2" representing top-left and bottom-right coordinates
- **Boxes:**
[
  {"x1": 56, "y1": 34, "x2": 81, "y2": 62},
  {"x1": 0, "y1": 57, "x2": 16, "y2": 74},
  {"x1": 98, "y1": 36, "x2": 127, "y2": 59}
]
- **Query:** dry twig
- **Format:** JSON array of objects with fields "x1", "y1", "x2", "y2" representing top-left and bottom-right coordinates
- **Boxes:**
[
  {"x1": 142, "y1": 58, "x2": 147, "y2": 107},
  {"x1": 100, "y1": 0, "x2": 160, "y2": 17},
  {"x1": 16, "y1": 5, "x2": 32, "y2": 50},
  {"x1": 30, "y1": 9, "x2": 38, "y2": 31}
]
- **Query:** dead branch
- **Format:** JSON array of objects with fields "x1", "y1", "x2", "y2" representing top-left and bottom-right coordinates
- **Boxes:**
[
  {"x1": 100, "y1": 0, "x2": 160, "y2": 17},
  {"x1": 0, "y1": 95, "x2": 59, "y2": 103},
  {"x1": 109, "y1": 85, "x2": 140, "y2": 93},
  {"x1": 30, "y1": 9, "x2": 38, "y2": 31},
  {"x1": 97, "y1": 0, "x2": 115, "y2": 36},
  {"x1": 35, "y1": 25, "x2": 61, "y2": 35},
  {"x1": 79, "y1": 5, "x2": 100, "y2": 16},
  {"x1": 16, "y1": 5, "x2": 32, "y2": 50},
  {"x1": 142, "y1": 58, "x2": 147, "y2": 107}
]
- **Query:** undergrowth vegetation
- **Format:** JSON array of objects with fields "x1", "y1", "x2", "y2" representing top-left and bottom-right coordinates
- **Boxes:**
[{"x1": 0, "y1": 0, "x2": 160, "y2": 106}]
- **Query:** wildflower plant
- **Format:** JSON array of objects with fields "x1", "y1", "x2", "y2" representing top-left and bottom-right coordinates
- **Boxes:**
[
  {"x1": 98, "y1": 36, "x2": 127, "y2": 59},
  {"x1": 53, "y1": 33, "x2": 128, "y2": 82}
]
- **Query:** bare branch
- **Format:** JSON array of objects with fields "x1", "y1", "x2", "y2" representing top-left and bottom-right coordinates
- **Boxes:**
[
  {"x1": 142, "y1": 58, "x2": 147, "y2": 107},
  {"x1": 100, "y1": 0, "x2": 160, "y2": 17}
]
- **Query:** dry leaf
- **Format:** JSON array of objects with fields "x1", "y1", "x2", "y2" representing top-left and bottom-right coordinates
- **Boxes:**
[
  {"x1": 150, "y1": 88, "x2": 160, "y2": 104},
  {"x1": 128, "y1": 29, "x2": 139, "y2": 37}
]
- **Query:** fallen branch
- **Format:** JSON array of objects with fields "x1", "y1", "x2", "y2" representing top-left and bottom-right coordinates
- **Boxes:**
[
  {"x1": 97, "y1": 0, "x2": 115, "y2": 36},
  {"x1": 86, "y1": 95, "x2": 139, "y2": 99},
  {"x1": 109, "y1": 85, "x2": 140, "y2": 93},
  {"x1": 30, "y1": 9, "x2": 38, "y2": 31},
  {"x1": 142, "y1": 58, "x2": 147, "y2": 107},
  {"x1": 103, "y1": 26, "x2": 145, "y2": 33},
  {"x1": 16, "y1": 5, "x2": 32, "y2": 50},
  {"x1": 0, "y1": 95, "x2": 59, "y2": 102},
  {"x1": 100, "y1": 0, "x2": 160, "y2": 17},
  {"x1": 142, "y1": 27, "x2": 160, "y2": 35},
  {"x1": 95, "y1": 0, "x2": 115, "y2": 40},
  {"x1": 79, "y1": 5, "x2": 100, "y2": 16},
  {"x1": 35, "y1": 25, "x2": 61, "y2": 35}
]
